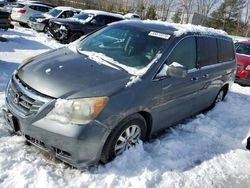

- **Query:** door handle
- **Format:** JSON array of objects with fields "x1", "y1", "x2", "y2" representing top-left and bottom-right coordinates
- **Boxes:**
[
  {"x1": 191, "y1": 77, "x2": 199, "y2": 81},
  {"x1": 202, "y1": 74, "x2": 209, "y2": 78}
]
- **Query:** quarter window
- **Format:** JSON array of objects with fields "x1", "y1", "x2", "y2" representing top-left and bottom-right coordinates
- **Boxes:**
[
  {"x1": 167, "y1": 37, "x2": 197, "y2": 69},
  {"x1": 218, "y1": 39, "x2": 235, "y2": 62}
]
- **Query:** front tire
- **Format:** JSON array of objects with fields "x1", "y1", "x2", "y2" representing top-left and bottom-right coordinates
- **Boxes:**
[
  {"x1": 69, "y1": 32, "x2": 83, "y2": 43},
  {"x1": 100, "y1": 114, "x2": 147, "y2": 164}
]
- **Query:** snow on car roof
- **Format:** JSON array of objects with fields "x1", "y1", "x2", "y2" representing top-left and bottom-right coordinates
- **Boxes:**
[
  {"x1": 82, "y1": 9, "x2": 123, "y2": 18},
  {"x1": 54, "y1": 6, "x2": 81, "y2": 11},
  {"x1": 143, "y1": 20, "x2": 229, "y2": 38}
]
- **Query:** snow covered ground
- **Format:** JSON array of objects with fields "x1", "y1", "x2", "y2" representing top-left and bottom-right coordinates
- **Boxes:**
[{"x1": 0, "y1": 26, "x2": 250, "y2": 188}]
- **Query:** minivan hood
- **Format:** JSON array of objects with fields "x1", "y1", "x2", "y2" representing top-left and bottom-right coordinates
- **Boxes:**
[{"x1": 17, "y1": 48, "x2": 131, "y2": 99}]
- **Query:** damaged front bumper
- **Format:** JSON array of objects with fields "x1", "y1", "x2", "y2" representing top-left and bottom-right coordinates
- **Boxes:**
[{"x1": 48, "y1": 22, "x2": 68, "y2": 42}]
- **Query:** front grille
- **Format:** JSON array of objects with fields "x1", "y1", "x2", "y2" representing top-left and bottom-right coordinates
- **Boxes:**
[
  {"x1": 25, "y1": 135, "x2": 48, "y2": 150},
  {"x1": 237, "y1": 64, "x2": 243, "y2": 72},
  {"x1": 6, "y1": 75, "x2": 51, "y2": 116}
]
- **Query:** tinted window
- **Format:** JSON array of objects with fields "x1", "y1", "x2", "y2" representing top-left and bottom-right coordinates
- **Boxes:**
[
  {"x1": 197, "y1": 36, "x2": 217, "y2": 67},
  {"x1": 167, "y1": 37, "x2": 197, "y2": 69},
  {"x1": 16, "y1": 3, "x2": 24, "y2": 8},
  {"x1": 218, "y1": 39, "x2": 234, "y2": 62},
  {"x1": 235, "y1": 43, "x2": 250, "y2": 55},
  {"x1": 105, "y1": 16, "x2": 123, "y2": 24},
  {"x1": 93, "y1": 15, "x2": 105, "y2": 25}
]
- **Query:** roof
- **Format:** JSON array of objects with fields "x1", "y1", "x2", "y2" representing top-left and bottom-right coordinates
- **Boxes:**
[
  {"x1": 82, "y1": 9, "x2": 123, "y2": 19},
  {"x1": 112, "y1": 20, "x2": 229, "y2": 39},
  {"x1": 54, "y1": 6, "x2": 81, "y2": 11}
]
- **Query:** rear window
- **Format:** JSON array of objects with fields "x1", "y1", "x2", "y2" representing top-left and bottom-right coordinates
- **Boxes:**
[
  {"x1": 197, "y1": 36, "x2": 218, "y2": 67},
  {"x1": 16, "y1": 3, "x2": 24, "y2": 8},
  {"x1": 218, "y1": 39, "x2": 235, "y2": 62}
]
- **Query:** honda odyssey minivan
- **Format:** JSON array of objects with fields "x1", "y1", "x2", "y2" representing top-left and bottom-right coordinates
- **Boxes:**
[{"x1": 3, "y1": 20, "x2": 236, "y2": 169}]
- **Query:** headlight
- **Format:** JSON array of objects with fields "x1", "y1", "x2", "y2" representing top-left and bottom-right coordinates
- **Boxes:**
[
  {"x1": 246, "y1": 65, "x2": 250, "y2": 70},
  {"x1": 36, "y1": 18, "x2": 46, "y2": 23},
  {"x1": 46, "y1": 97, "x2": 109, "y2": 125}
]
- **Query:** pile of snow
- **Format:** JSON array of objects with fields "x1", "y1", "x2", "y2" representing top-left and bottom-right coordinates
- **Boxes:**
[
  {"x1": 143, "y1": 20, "x2": 228, "y2": 37},
  {"x1": 0, "y1": 25, "x2": 250, "y2": 188}
]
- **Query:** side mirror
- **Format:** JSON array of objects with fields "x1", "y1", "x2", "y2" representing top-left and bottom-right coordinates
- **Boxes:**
[{"x1": 167, "y1": 62, "x2": 188, "y2": 78}]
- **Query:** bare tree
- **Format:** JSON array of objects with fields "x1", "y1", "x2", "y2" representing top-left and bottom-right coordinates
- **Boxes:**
[
  {"x1": 180, "y1": 0, "x2": 194, "y2": 23},
  {"x1": 158, "y1": 0, "x2": 176, "y2": 21},
  {"x1": 196, "y1": 0, "x2": 217, "y2": 16}
]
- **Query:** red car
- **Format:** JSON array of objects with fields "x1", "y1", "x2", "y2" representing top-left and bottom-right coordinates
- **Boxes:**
[{"x1": 235, "y1": 41, "x2": 250, "y2": 85}]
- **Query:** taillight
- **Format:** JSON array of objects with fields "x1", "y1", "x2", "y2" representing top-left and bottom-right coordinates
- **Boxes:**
[{"x1": 18, "y1": 9, "x2": 26, "y2": 14}]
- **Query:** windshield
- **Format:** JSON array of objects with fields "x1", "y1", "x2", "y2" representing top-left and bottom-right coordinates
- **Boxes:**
[
  {"x1": 48, "y1": 8, "x2": 62, "y2": 17},
  {"x1": 78, "y1": 25, "x2": 168, "y2": 72},
  {"x1": 235, "y1": 43, "x2": 250, "y2": 55},
  {"x1": 72, "y1": 12, "x2": 93, "y2": 20}
]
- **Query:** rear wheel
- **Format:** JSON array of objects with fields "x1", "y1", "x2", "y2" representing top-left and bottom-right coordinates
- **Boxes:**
[
  {"x1": 100, "y1": 114, "x2": 147, "y2": 163},
  {"x1": 43, "y1": 24, "x2": 49, "y2": 33}
]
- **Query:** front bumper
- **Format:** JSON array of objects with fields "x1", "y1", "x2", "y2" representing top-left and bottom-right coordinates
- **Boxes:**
[
  {"x1": 4, "y1": 75, "x2": 111, "y2": 169},
  {"x1": 28, "y1": 21, "x2": 45, "y2": 31},
  {"x1": 48, "y1": 22, "x2": 68, "y2": 42}
]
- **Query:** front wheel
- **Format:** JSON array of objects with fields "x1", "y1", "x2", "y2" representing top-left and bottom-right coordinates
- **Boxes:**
[{"x1": 100, "y1": 114, "x2": 147, "y2": 164}]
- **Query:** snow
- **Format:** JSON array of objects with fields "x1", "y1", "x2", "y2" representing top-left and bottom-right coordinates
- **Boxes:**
[
  {"x1": 82, "y1": 10, "x2": 123, "y2": 19},
  {"x1": 143, "y1": 20, "x2": 228, "y2": 37},
  {"x1": 1, "y1": 25, "x2": 250, "y2": 188},
  {"x1": 125, "y1": 76, "x2": 141, "y2": 87}
]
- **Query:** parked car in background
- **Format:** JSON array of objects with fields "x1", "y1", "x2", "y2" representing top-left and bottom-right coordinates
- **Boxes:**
[
  {"x1": 11, "y1": 1, "x2": 54, "y2": 26},
  {"x1": 28, "y1": 6, "x2": 81, "y2": 32},
  {"x1": 235, "y1": 41, "x2": 250, "y2": 86},
  {"x1": 0, "y1": 0, "x2": 16, "y2": 7},
  {"x1": 0, "y1": 9, "x2": 13, "y2": 29},
  {"x1": 3, "y1": 20, "x2": 236, "y2": 169},
  {"x1": 48, "y1": 10, "x2": 124, "y2": 43}
]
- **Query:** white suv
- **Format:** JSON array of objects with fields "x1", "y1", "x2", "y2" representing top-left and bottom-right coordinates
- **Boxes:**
[{"x1": 11, "y1": 1, "x2": 54, "y2": 26}]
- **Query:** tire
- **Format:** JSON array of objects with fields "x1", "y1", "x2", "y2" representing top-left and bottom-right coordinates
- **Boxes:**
[
  {"x1": 19, "y1": 22, "x2": 29, "y2": 28},
  {"x1": 100, "y1": 113, "x2": 147, "y2": 164},
  {"x1": 210, "y1": 86, "x2": 227, "y2": 109},
  {"x1": 43, "y1": 24, "x2": 49, "y2": 33},
  {"x1": 69, "y1": 32, "x2": 83, "y2": 43}
]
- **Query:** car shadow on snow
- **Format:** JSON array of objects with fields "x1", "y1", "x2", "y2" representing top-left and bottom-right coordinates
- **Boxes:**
[
  {"x1": 0, "y1": 60, "x2": 18, "y2": 92},
  {"x1": 96, "y1": 91, "x2": 250, "y2": 177},
  {"x1": 0, "y1": 29, "x2": 32, "y2": 37}
]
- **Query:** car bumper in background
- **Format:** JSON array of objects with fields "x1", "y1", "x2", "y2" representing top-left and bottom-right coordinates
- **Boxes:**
[
  {"x1": 28, "y1": 21, "x2": 45, "y2": 31},
  {"x1": 235, "y1": 70, "x2": 250, "y2": 85}
]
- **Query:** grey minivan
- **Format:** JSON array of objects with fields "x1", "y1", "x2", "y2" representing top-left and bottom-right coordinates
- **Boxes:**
[{"x1": 3, "y1": 20, "x2": 236, "y2": 169}]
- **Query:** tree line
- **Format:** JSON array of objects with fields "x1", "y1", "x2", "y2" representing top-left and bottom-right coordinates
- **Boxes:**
[{"x1": 41, "y1": 0, "x2": 250, "y2": 37}]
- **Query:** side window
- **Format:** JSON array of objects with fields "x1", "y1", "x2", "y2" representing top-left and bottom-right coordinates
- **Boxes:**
[
  {"x1": 38, "y1": 6, "x2": 49, "y2": 13},
  {"x1": 197, "y1": 36, "x2": 218, "y2": 67},
  {"x1": 92, "y1": 15, "x2": 105, "y2": 26},
  {"x1": 167, "y1": 37, "x2": 197, "y2": 69},
  {"x1": 218, "y1": 39, "x2": 235, "y2": 62},
  {"x1": 64, "y1": 11, "x2": 74, "y2": 18},
  {"x1": 105, "y1": 16, "x2": 122, "y2": 24}
]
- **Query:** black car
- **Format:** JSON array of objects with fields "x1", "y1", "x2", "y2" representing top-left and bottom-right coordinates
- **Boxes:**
[{"x1": 48, "y1": 10, "x2": 124, "y2": 43}]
